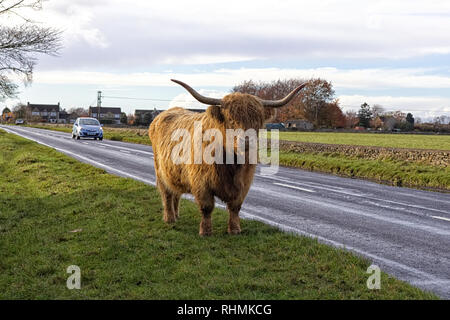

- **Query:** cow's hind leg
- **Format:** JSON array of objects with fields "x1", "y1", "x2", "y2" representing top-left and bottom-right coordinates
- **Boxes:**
[
  {"x1": 158, "y1": 181, "x2": 177, "y2": 224},
  {"x1": 194, "y1": 193, "x2": 215, "y2": 236},
  {"x1": 226, "y1": 201, "x2": 242, "y2": 235}
]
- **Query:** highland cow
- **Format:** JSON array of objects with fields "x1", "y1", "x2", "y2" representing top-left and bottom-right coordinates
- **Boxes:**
[{"x1": 149, "y1": 79, "x2": 306, "y2": 236}]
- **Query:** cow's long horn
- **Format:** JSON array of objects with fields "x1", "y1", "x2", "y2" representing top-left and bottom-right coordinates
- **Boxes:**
[
  {"x1": 171, "y1": 79, "x2": 222, "y2": 106},
  {"x1": 259, "y1": 83, "x2": 307, "y2": 108}
]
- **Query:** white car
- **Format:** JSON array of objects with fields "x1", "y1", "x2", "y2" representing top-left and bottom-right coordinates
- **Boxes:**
[
  {"x1": 15, "y1": 119, "x2": 24, "y2": 125},
  {"x1": 72, "y1": 117, "x2": 103, "y2": 140}
]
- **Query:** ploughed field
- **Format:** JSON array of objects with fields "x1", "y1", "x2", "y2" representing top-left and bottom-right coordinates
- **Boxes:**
[
  {"x1": 276, "y1": 131, "x2": 450, "y2": 151},
  {"x1": 0, "y1": 130, "x2": 437, "y2": 299}
]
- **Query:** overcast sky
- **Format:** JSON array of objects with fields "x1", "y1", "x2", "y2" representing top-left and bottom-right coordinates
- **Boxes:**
[{"x1": 4, "y1": 0, "x2": 450, "y2": 119}]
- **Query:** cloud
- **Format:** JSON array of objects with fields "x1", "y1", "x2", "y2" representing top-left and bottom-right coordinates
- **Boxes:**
[
  {"x1": 31, "y1": 67, "x2": 450, "y2": 90},
  {"x1": 169, "y1": 89, "x2": 227, "y2": 109},
  {"x1": 23, "y1": 0, "x2": 450, "y2": 70},
  {"x1": 5, "y1": 1, "x2": 450, "y2": 120}
]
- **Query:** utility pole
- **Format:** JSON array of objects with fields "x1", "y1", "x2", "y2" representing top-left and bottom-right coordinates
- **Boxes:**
[{"x1": 97, "y1": 91, "x2": 102, "y2": 121}]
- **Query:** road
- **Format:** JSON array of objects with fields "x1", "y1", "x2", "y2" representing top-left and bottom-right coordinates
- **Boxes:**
[{"x1": 1, "y1": 124, "x2": 449, "y2": 299}]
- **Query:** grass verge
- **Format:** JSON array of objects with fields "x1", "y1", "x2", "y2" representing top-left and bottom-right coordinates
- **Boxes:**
[
  {"x1": 278, "y1": 151, "x2": 450, "y2": 191},
  {"x1": 0, "y1": 129, "x2": 437, "y2": 299}
]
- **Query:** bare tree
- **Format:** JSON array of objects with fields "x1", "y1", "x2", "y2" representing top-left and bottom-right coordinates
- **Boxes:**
[
  {"x1": 0, "y1": 0, "x2": 61, "y2": 99},
  {"x1": 0, "y1": 0, "x2": 42, "y2": 16},
  {"x1": 345, "y1": 110, "x2": 359, "y2": 128},
  {"x1": 371, "y1": 104, "x2": 384, "y2": 118},
  {"x1": 68, "y1": 107, "x2": 88, "y2": 117},
  {"x1": 12, "y1": 102, "x2": 26, "y2": 118}
]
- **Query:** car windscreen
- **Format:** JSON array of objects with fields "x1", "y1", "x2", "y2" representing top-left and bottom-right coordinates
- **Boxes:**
[{"x1": 79, "y1": 119, "x2": 100, "y2": 126}]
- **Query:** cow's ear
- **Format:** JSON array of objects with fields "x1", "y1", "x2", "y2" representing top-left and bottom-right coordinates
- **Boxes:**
[{"x1": 207, "y1": 105, "x2": 224, "y2": 122}]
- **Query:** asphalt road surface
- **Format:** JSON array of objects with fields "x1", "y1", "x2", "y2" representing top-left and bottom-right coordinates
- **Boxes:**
[{"x1": 2, "y1": 125, "x2": 449, "y2": 299}]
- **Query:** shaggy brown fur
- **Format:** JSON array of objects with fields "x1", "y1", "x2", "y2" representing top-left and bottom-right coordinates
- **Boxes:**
[{"x1": 149, "y1": 93, "x2": 267, "y2": 235}]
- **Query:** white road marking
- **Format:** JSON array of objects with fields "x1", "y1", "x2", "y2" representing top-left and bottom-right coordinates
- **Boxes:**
[
  {"x1": 431, "y1": 216, "x2": 450, "y2": 222},
  {"x1": 97, "y1": 142, "x2": 153, "y2": 156},
  {"x1": 119, "y1": 149, "x2": 131, "y2": 154},
  {"x1": 273, "y1": 182, "x2": 315, "y2": 193},
  {"x1": 261, "y1": 174, "x2": 450, "y2": 216},
  {"x1": 276, "y1": 177, "x2": 363, "y2": 196},
  {"x1": 252, "y1": 184, "x2": 450, "y2": 236}
]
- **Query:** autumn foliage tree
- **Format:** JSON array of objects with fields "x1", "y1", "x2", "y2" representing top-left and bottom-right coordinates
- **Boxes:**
[
  {"x1": 319, "y1": 101, "x2": 346, "y2": 128},
  {"x1": 232, "y1": 78, "x2": 340, "y2": 128}
]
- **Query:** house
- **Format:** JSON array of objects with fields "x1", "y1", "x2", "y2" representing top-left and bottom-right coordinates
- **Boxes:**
[
  {"x1": 284, "y1": 119, "x2": 314, "y2": 131},
  {"x1": 27, "y1": 102, "x2": 60, "y2": 123},
  {"x1": 135, "y1": 108, "x2": 160, "y2": 118},
  {"x1": 89, "y1": 106, "x2": 122, "y2": 124},
  {"x1": 57, "y1": 110, "x2": 69, "y2": 124},
  {"x1": 134, "y1": 108, "x2": 161, "y2": 125},
  {"x1": 135, "y1": 108, "x2": 204, "y2": 118}
]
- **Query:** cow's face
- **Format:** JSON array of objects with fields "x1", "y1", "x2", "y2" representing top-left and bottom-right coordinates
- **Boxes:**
[{"x1": 220, "y1": 93, "x2": 265, "y2": 131}]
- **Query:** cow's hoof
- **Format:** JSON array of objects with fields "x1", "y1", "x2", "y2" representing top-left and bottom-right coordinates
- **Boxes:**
[
  {"x1": 228, "y1": 228, "x2": 241, "y2": 235},
  {"x1": 199, "y1": 224, "x2": 212, "y2": 236},
  {"x1": 164, "y1": 215, "x2": 177, "y2": 224}
]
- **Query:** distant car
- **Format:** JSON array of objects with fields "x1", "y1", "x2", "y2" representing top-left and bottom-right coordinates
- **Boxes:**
[
  {"x1": 265, "y1": 123, "x2": 286, "y2": 130},
  {"x1": 15, "y1": 119, "x2": 24, "y2": 125},
  {"x1": 72, "y1": 117, "x2": 103, "y2": 140}
]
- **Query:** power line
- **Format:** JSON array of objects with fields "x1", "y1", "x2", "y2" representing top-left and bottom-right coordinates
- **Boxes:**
[{"x1": 101, "y1": 95, "x2": 193, "y2": 103}]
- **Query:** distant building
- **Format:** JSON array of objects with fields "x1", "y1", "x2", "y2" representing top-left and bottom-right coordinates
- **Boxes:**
[
  {"x1": 134, "y1": 108, "x2": 160, "y2": 126},
  {"x1": 89, "y1": 106, "x2": 121, "y2": 124},
  {"x1": 27, "y1": 102, "x2": 60, "y2": 123},
  {"x1": 284, "y1": 119, "x2": 314, "y2": 131},
  {"x1": 265, "y1": 123, "x2": 286, "y2": 130},
  {"x1": 58, "y1": 110, "x2": 69, "y2": 124},
  {"x1": 135, "y1": 108, "x2": 160, "y2": 118},
  {"x1": 135, "y1": 108, "x2": 205, "y2": 118},
  {"x1": 186, "y1": 108, "x2": 205, "y2": 113}
]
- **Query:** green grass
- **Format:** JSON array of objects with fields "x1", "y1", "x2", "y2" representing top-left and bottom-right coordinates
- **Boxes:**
[
  {"x1": 276, "y1": 132, "x2": 450, "y2": 150},
  {"x1": 279, "y1": 151, "x2": 450, "y2": 191},
  {"x1": 0, "y1": 130, "x2": 437, "y2": 299}
]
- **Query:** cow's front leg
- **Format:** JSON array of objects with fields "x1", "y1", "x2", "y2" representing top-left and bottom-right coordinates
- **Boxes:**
[
  {"x1": 195, "y1": 193, "x2": 215, "y2": 236},
  {"x1": 158, "y1": 180, "x2": 177, "y2": 223},
  {"x1": 226, "y1": 202, "x2": 242, "y2": 235}
]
